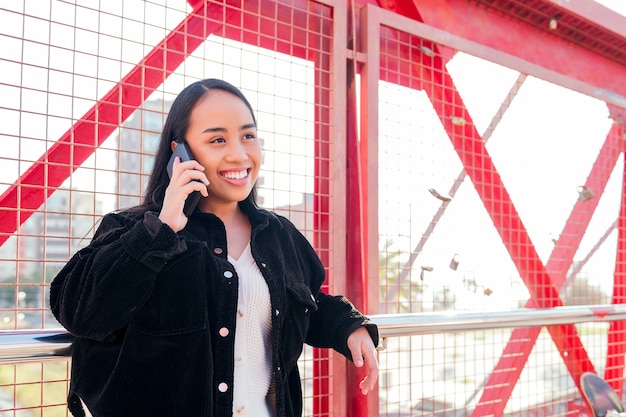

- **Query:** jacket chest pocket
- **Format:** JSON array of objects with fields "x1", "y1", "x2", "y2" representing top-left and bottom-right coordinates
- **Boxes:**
[
  {"x1": 287, "y1": 283, "x2": 318, "y2": 315},
  {"x1": 132, "y1": 252, "x2": 207, "y2": 336}
]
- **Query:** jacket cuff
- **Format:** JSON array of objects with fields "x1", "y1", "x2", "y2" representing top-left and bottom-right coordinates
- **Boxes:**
[
  {"x1": 119, "y1": 212, "x2": 187, "y2": 271},
  {"x1": 342, "y1": 319, "x2": 380, "y2": 362}
]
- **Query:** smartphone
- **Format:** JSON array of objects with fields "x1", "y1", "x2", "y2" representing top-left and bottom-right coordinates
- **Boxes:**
[{"x1": 166, "y1": 142, "x2": 202, "y2": 216}]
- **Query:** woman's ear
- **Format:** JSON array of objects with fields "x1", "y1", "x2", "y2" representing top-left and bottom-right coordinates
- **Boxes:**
[{"x1": 171, "y1": 141, "x2": 178, "y2": 152}]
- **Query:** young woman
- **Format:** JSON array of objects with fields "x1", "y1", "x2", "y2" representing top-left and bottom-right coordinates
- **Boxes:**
[{"x1": 50, "y1": 78, "x2": 379, "y2": 417}]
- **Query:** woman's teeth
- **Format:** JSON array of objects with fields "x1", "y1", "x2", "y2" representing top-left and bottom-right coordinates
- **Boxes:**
[{"x1": 223, "y1": 170, "x2": 248, "y2": 180}]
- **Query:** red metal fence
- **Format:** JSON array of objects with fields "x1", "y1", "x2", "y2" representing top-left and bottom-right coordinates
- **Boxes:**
[{"x1": 1, "y1": 1, "x2": 626, "y2": 416}]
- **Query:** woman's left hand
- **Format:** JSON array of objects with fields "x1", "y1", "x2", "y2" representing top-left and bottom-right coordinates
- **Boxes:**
[{"x1": 347, "y1": 327, "x2": 379, "y2": 395}]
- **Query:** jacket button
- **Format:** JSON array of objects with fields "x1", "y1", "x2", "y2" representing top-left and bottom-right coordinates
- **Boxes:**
[
  {"x1": 224, "y1": 271, "x2": 233, "y2": 278},
  {"x1": 261, "y1": 262, "x2": 267, "y2": 268},
  {"x1": 214, "y1": 247, "x2": 223, "y2": 254},
  {"x1": 275, "y1": 309, "x2": 280, "y2": 316},
  {"x1": 219, "y1": 327, "x2": 229, "y2": 337},
  {"x1": 218, "y1": 382, "x2": 228, "y2": 392}
]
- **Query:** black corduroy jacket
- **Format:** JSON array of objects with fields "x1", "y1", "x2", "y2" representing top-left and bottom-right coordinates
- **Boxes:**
[{"x1": 50, "y1": 200, "x2": 378, "y2": 417}]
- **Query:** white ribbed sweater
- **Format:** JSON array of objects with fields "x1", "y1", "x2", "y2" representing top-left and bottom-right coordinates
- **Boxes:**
[{"x1": 228, "y1": 242, "x2": 273, "y2": 417}]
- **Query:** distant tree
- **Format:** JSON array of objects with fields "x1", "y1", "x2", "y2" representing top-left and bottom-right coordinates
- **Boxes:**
[{"x1": 379, "y1": 239, "x2": 424, "y2": 313}]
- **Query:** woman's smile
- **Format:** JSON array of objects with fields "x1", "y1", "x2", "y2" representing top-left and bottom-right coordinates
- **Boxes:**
[{"x1": 221, "y1": 168, "x2": 251, "y2": 181}]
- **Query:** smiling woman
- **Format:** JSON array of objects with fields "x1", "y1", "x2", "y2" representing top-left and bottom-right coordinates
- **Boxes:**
[{"x1": 49, "y1": 78, "x2": 379, "y2": 417}]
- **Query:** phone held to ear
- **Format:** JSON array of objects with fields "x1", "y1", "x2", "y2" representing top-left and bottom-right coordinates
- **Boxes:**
[{"x1": 166, "y1": 142, "x2": 202, "y2": 217}]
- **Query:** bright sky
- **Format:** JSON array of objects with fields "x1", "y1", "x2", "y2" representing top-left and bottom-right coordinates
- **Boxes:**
[{"x1": 594, "y1": 0, "x2": 626, "y2": 15}]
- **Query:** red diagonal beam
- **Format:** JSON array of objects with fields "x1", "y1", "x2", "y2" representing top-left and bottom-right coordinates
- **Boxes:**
[
  {"x1": 473, "y1": 125, "x2": 621, "y2": 416},
  {"x1": 0, "y1": 1, "x2": 233, "y2": 245},
  {"x1": 367, "y1": 4, "x2": 619, "y2": 413},
  {"x1": 368, "y1": 7, "x2": 597, "y2": 414},
  {"x1": 434, "y1": 67, "x2": 595, "y2": 416},
  {"x1": 385, "y1": 73, "x2": 527, "y2": 307},
  {"x1": 431, "y1": 41, "x2": 593, "y2": 375},
  {"x1": 548, "y1": 125, "x2": 623, "y2": 291},
  {"x1": 386, "y1": 1, "x2": 625, "y2": 415}
]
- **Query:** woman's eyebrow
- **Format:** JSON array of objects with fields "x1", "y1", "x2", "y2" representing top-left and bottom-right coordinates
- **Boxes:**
[
  {"x1": 201, "y1": 126, "x2": 226, "y2": 134},
  {"x1": 201, "y1": 123, "x2": 256, "y2": 134}
]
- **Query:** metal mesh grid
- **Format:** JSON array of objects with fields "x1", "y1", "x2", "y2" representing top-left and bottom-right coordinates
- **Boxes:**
[
  {"x1": 374, "y1": 16, "x2": 625, "y2": 417},
  {"x1": 2, "y1": 1, "x2": 626, "y2": 416},
  {"x1": 0, "y1": 361, "x2": 70, "y2": 416},
  {"x1": 0, "y1": 0, "x2": 334, "y2": 415}
]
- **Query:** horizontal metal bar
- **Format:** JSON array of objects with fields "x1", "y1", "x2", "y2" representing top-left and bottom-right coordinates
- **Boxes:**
[
  {"x1": 1, "y1": 304, "x2": 626, "y2": 364},
  {"x1": 369, "y1": 304, "x2": 626, "y2": 337},
  {"x1": 0, "y1": 329, "x2": 73, "y2": 363}
]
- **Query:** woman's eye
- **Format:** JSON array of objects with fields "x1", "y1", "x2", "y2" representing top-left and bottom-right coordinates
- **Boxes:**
[
  {"x1": 211, "y1": 137, "x2": 226, "y2": 144},
  {"x1": 244, "y1": 133, "x2": 256, "y2": 140}
]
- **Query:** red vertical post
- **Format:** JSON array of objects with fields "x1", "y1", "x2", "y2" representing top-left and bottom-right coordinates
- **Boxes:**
[
  {"x1": 345, "y1": 44, "x2": 369, "y2": 417},
  {"x1": 345, "y1": 5, "x2": 381, "y2": 417}
]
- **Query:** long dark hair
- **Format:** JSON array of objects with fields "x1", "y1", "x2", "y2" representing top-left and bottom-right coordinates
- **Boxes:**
[{"x1": 133, "y1": 79, "x2": 258, "y2": 213}]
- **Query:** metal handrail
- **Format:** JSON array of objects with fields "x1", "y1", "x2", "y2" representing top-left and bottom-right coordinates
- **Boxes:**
[
  {"x1": 2, "y1": 304, "x2": 626, "y2": 363},
  {"x1": 370, "y1": 303, "x2": 626, "y2": 337}
]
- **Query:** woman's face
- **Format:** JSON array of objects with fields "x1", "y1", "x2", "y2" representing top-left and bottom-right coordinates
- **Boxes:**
[{"x1": 182, "y1": 89, "x2": 261, "y2": 210}]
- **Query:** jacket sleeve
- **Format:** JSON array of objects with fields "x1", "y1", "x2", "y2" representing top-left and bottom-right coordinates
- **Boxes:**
[
  {"x1": 49, "y1": 211, "x2": 187, "y2": 342},
  {"x1": 289, "y1": 227, "x2": 379, "y2": 361},
  {"x1": 306, "y1": 292, "x2": 379, "y2": 361}
]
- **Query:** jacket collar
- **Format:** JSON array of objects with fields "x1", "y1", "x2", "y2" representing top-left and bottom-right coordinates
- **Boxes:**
[
  {"x1": 238, "y1": 198, "x2": 283, "y2": 231},
  {"x1": 188, "y1": 198, "x2": 283, "y2": 233}
]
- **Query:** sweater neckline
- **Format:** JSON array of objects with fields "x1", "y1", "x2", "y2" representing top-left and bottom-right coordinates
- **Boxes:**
[{"x1": 228, "y1": 241, "x2": 253, "y2": 266}]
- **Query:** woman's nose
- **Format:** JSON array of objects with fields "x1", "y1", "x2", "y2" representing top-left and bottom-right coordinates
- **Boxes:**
[{"x1": 226, "y1": 140, "x2": 248, "y2": 161}]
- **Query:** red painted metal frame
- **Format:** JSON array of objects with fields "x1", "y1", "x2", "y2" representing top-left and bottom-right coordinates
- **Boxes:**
[
  {"x1": 0, "y1": 0, "x2": 345, "y2": 414},
  {"x1": 373, "y1": 2, "x2": 626, "y2": 414},
  {"x1": 0, "y1": 0, "x2": 334, "y2": 240},
  {"x1": 394, "y1": 0, "x2": 626, "y2": 104},
  {"x1": 361, "y1": 2, "x2": 626, "y2": 415},
  {"x1": 2, "y1": 0, "x2": 626, "y2": 415},
  {"x1": 344, "y1": 0, "x2": 370, "y2": 415}
]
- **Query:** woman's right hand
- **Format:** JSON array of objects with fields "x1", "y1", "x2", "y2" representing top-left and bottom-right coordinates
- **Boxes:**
[{"x1": 159, "y1": 157, "x2": 209, "y2": 232}]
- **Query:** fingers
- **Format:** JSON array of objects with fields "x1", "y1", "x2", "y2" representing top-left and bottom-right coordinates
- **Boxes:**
[
  {"x1": 159, "y1": 158, "x2": 209, "y2": 231},
  {"x1": 347, "y1": 328, "x2": 379, "y2": 395},
  {"x1": 358, "y1": 347, "x2": 379, "y2": 395},
  {"x1": 170, "y1": 157, "x2": 210, "y2": 200},
  {"x1": 172, "y1": 157, "x2": 210, "y2": 188}
]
